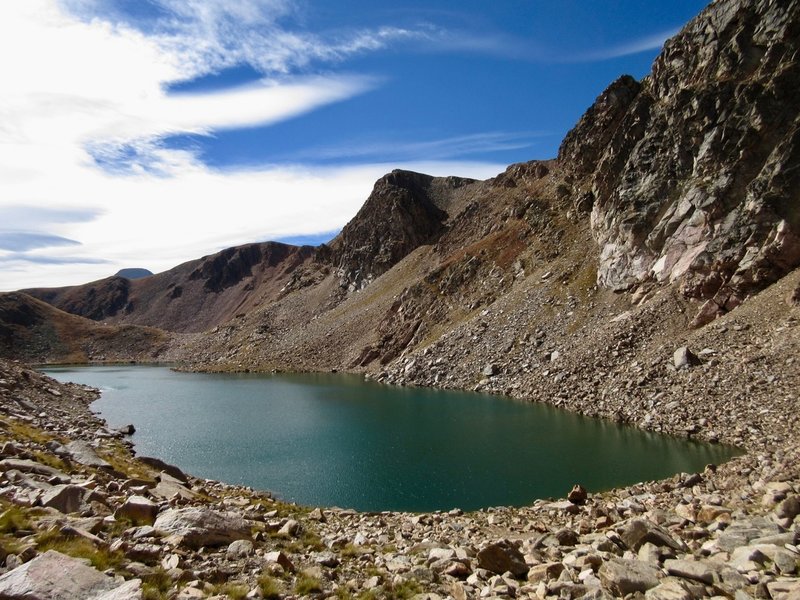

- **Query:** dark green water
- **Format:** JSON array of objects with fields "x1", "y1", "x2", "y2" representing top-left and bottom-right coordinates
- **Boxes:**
[{"x1": 42, "y1": 365, "x2": 739, "y2": 512}]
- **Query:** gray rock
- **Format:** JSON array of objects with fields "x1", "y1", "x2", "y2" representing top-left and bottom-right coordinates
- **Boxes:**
[
  {"x1": 314, "y1": 551, "x2": 340, "y2": 568},
  {"x1": 65, "y1": 441, "x2": 111, "y2": 469},
  {"x1": 115, "y1": 495, "x2": 158, "y2": 525},
  {"x1": 476, "y1": 540, "x2": 529, "y2": 578},
  {"x1": 766, "y1": 579, "x2": 800, "y2": 600},
  {"x1": 0, "y1": 459, "x2": 64, "y2": 478},
  {"x1": 225, "y1": 539, "x2": 254, "y2": 559},
  {"x1": 0, "y1": 550, "x2": 140, "y2": 599},
  {"x1": 40, "y1": 484, "x2": 85, "y2": 514},
  {"x1": 598, "y1": 558, "x2": 661, "y2": 596},
  {"x1": 645, "y1": 579, "x2": 693, "y2": 600},
  {"x1": 151, "y1": 472, "x2": 197, "y2": 502},
  {"x1": 619, "y1": 518, "x2": 684, "y2": 552},
  {"x1": 664, "y1": 558, "x2": 716, "y2": 584},
  {"x1": 153, "y1": 507, "x2": 251, "y2": 548},
  {"x1": 93, "y1": 579, "x2": 143, "y2": 600},
  {"x1": 136, "y1": 457, "x2": 188, "y2": 483},
  {"x1": 673, "y1": 347, "x2": 701, "y2": 370}
]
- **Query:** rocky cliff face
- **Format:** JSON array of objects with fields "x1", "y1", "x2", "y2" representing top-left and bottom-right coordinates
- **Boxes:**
[
  {"x1": 563, "y1": 0, "x2": 800, "y2": 324},
  {"x1": 328, "y1": 170, "x2": 474, "y2": 292}
]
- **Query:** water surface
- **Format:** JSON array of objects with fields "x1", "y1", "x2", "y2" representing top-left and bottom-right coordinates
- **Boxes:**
[{"x1": 43, "y1": 365, "x2": 739, "y2": 512}]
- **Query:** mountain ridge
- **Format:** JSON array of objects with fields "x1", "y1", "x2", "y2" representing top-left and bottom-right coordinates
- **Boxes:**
[{"x1": 5, "y1": 0, "x2": 799, "y2": 387}]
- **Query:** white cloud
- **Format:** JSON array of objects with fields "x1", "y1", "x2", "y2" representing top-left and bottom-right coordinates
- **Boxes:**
[
  {"x1": 0, "y1": 1, "x2": 504, "y2": 291},
  {"x1": 563, "y1": 29, "x2": 678, "y2": 62}
]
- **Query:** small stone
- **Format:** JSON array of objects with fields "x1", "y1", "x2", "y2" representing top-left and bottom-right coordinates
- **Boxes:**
[
  {"x1": 226, "y1": 539, "x2": 254, "y2": 559},
  {"x1": 278, "y1": 519, "x2": 300, "y2": 537},
  {"x1": 264, "y1": 551, "x2": 295, "y2": 572},
  {"x1": 314, "y1": 552, "x2": 340, "y2": 568},
  {"x1": 567, "y1": 484, "x2": 588, "y2": 505},
  {"x1": 673, "y1": 347, "x2": 700, "y2": 370}
]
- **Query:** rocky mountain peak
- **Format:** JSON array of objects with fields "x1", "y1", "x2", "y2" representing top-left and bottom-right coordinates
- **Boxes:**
[
  {"x1": 329, "y1": 170, "x2": 472, "y2": 292},
  {"x1": 562, "y1": 0, "x2": 800, "y2": 325}
]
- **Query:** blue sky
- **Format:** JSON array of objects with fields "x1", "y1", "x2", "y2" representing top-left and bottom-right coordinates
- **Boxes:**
[{"x1": 0, "y1": 0, "x2": 708, "y2": 290}]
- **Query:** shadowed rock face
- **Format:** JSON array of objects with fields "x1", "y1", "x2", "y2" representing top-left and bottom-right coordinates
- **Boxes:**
[
  {"x1": 564, "y1": 0, "x2": 800, "y2": 323},
  {"x1": 30, "y1": 276, "x2": 132, "y2": 321},
  {"x1": 329, "y1": 170, "x2": 473, "y2": 292}
]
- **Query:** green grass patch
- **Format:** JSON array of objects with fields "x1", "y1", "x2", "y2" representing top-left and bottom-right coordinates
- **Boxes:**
[
  {"x1": 258, "y1": 574, "x2": 284, "y2": 599},
  {"x1": 0, "y1": 506, "x2": 32, "y2": 534},
  {"x1": 36, "y1": 528, "x2": 123, "y2": 571},
  {"x1": 214, "y1": 582, "x2": 249, "y2": 599},
  {"x1": 294, "y1": 573, "x2": 323, "y2": 595}
]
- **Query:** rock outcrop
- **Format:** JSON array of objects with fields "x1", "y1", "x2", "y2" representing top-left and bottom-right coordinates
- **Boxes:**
[
  {"x1": 564, "y1": 0, "x2": 800, "y2": 325},
  {"x1": 328, "y1": 170, "x2": 473, "y2": 292}
]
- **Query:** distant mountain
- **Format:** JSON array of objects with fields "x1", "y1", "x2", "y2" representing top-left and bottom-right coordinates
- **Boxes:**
[
  {"x1": 115, "y1": 268, "x2": 153, "y2": 280},
  {"x1": 24, "y1": 242, "x2": 315, "y2": 333}
]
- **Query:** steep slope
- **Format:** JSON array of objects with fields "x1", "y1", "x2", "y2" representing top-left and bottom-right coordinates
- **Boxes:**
[
  {"x1": 25, "y1": 242, "x2": 315, "y2": 333},
  {"x1": 560, "y1": 0, "x2": 800, "y2": 324},
  {"x1": 0, "y1": 292, "x2": 173, "y2": 363}
]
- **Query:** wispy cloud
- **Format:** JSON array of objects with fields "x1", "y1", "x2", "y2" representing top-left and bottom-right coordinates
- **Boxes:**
[
  {"x1": 62, "y1": 0, "x2": 426, "y2": 77},
  {"x1": 564, "y1": 28, "x2": 679, "y2": 62},
  {"x1": 0, "y1": 253, "x2": 110, "y2": 266},
  {"x1": 419, "y1": 26, "x2": 677, "y2": 64},
  {"x1": 0, "y1": 233, "x2": 80, "y2": 253},
  {"x1": 287, "y1": 131, "x2": 547, "y2": 163}
]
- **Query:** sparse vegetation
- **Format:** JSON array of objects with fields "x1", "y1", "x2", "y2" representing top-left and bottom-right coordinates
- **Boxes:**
[
  {"x1": 258, "y1": 574, "x2": 284, "y2": 599},
  {"x1": 214, "y1": 582, "x2": 249, "y2": 599},
  {"x1": 36, "y1": 528, "x2": 123, "y2": 571},
  {"x1": 294, "y1": 573, "x2": 323, "y2": 595}
]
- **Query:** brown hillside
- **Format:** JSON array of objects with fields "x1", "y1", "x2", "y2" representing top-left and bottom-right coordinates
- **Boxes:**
[{"x1": 0, "y1": 292, "x2": 174, "y2": 363}]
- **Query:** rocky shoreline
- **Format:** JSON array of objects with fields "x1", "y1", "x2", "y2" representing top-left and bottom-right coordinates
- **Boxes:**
[{"x1": 0, "y1": 332, "x2": 798, "y2": 600}]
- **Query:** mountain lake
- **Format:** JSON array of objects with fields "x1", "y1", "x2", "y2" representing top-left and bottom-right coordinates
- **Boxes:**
[{"x1": 42, "y1": 365, "x2": 740, "y2": 512}]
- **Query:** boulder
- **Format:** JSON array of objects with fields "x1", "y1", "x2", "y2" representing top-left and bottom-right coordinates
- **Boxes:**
[
  {"x1": 115, "y1": 495, "x2": 159, "y2": 525},
  {"x1": 137, "y1": 457, "x2": 188, "y2": 483},
  {"x1": 476, "y1": 540, "x2": 528, "y2": 578},
  {"x1": 619, "y1": 519, "x2": 684, "y2": 552},
  {"x1": 153, "y1": 507, "x2": 251, "y2": 548},
  {"x1": 65, "y1": 441, "x2": 111, "y2": 469},
  {"x1": 40, "y1": 484, "x2": 85, "y2": 514},
  {"x1": 0, "y1": 549, "x2": 141, "y2": 599},
  {"x1": 599, "y1": 558, "x2": 661, "y2": 596}
]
